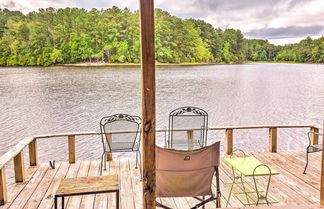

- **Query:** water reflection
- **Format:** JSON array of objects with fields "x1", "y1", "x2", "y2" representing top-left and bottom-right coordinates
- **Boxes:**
[{"x1": 0, "y1": 63, "x2": 323, "y2": 162}]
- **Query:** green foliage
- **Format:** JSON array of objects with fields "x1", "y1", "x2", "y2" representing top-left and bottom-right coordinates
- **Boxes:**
[
  {"x1": 274, "y1": 37, "x2": 324, "y2": 63},
  {"x1": 0, "y1": 7, "x2": 323, "y2": 66}
]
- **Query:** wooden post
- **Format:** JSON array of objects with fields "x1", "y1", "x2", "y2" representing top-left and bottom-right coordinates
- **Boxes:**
[
  {"x1": 320, "y1": 123, "x2": 324, "y2": 205},
  {"x1": 139, "y1": 0, "x2": 156, "y2": 207},
  {"x1": 0, "y1": 167, "x2": 7, "y2": 205},
  {"x1": 269, "y1": 127, "x2": 277, "y2": 153},
  {"x1": 187, "y1": 130, "x2": 194, "y2": 150},
  {"x1": 68, "y1": 135, "x2": 76, "y2": 164},
  {"x1": 226, "y1": 129, "x2": 233, "y2": 155},
  {"x1": 310, "y1": 127, "x2": 319, "y2": 145},
  {"x1": 14, "y1": 151, "x2": 25, "y2": 183},
  {"x1": 106, "y1": 134, "x2": 113, "y2": 161},
  {"x1": 28, "y1": 139, "x2": 38, "y2": 166}
]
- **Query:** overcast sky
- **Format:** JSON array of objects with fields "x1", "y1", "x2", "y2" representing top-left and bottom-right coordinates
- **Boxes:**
[{"x1": 1, "y1": 0, "x2": 323, "y2": 45}]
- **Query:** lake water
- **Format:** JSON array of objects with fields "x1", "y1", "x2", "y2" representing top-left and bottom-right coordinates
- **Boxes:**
[{"x1": 0, "y1": 63, "x2": 323, "y2": 164}]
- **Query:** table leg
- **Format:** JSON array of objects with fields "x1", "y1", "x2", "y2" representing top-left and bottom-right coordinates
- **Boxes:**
[
  {"x1": 239, "y1": 174, "x2": 250, "y2": 205},
  {"x1": 54, "y1": 196, "x2": 57, "y2": 209},
  {"x1": 62, "y1": 197, "x2": 64, "y2": 209},
  {"x1": 116, "y1": 190, "x2": 120, "y2": 209},
  {"x1": 226, "y1": 167, "x2": 236, "y2": 207}
]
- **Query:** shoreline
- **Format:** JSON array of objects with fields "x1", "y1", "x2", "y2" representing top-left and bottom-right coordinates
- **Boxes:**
[
  {"x1": 0, "y1": 61, "x2": 322, "y2": 68},
  {"x1": 55, "y1": 62, "x2": 219, "y2": 67},
  {"x1": 48, "y1": 61, "x2": 324, "y2": 67},
  {"x1": 247, "y1": 61, "x2": 324, "y2": 65}
]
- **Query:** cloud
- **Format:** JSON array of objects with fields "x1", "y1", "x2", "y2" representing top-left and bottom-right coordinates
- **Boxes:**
[
  {"x1": 156, "y1": 0, "x2": 324, "y2": 44},
  {"x1": 245, "y1": 25, "x2": 324, "y2": 39},
  {"x1": 0, "y1": 0, "x2": 24, "y2": 11},
  {"x1": 0, "y1": 0, "x2": 74, "y2": 13},
  {"x1": 0, "y1": 1, "x2": 16, "y2": 8},
  {"x1": 74, "y1": 0, "x2": 138, "y2": 10}
]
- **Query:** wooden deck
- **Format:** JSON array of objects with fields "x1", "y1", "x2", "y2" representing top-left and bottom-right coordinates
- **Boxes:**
[{"x1": 0, "y1": 150, "x2": 322, "y2": 209}]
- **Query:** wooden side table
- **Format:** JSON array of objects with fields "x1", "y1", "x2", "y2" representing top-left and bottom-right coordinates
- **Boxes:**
[{"x1": 54, "y1": 175, "x2": 119, "y2": 209}]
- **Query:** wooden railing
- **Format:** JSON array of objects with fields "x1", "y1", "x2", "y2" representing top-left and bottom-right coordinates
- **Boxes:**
[{"x1": 0, "y1": 124, "x2": 322, "y2": 205}]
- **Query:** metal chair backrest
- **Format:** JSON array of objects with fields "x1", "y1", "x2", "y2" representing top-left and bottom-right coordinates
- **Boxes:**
[
  {"x1": 156, "y1": 141, "x2": 220, "y2": 197},
  {"x1": 168, "y1": 106, "x2": 208, "y2": 149},
  {"x1": 100, "y1": 114, "x2": 141, "y2": 152}
]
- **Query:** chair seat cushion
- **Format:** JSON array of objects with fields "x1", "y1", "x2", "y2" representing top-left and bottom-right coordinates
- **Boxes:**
[
  {"x1": 169, "y1": 138, "x2": 203, "y2": 150},
  {"x1": 108, "y1": 142, "x2": 139, "y2": 151}
]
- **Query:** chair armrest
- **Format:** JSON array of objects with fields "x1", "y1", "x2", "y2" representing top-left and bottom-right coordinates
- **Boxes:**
[
  {"x1": 308, "y1": 131, "x2": 324, "y2": 145},
  {"x1": 309, "y1": 131, "x2": 323, "y2": 136}
]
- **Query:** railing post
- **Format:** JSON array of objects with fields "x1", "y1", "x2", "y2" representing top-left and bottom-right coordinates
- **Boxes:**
[
  {"x1": 269, "y1": 127, "x2": 277, "y2": 153},
  {"x1": 14, "y1": 151, "x2": 25, "y2": 182},
  {"x1": 68, "y1": 135, "x2": 76, "y2": 164},
  {"x1": 320, "y1": 123, "x2": 324, "y2": 205},
  {"x1": 226, "y1": 129, "x2": 233, "y2": 155},
  {"x1": 0, "y1": 167, "x2": 7, "y2": 205},
  {"x1": 106, "y1": 134, "x2": 112, "y2": 161},
  {"x1": 187, "y1": 130, "x2": 194, "y2": 150},
  {"x1": 28, "y1": 139, "x2": 38, "y2": 166},
  {"x1": 140, "y1": 0, "x2": 156, "y2": 206},
  {"x1": 310, "y1": 127, "x2": 319, "y2": 145}
]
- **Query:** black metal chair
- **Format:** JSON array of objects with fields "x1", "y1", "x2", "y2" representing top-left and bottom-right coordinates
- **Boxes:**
[
  {"x1": 303, "y1": 131, "x2": 323, "y2": 174},
  {"x1": 99, "y1": 114, "x2": 142, "y2": 179},
  {"x1": 166, "y1": 106, "x2": 208, "y2": 150}
]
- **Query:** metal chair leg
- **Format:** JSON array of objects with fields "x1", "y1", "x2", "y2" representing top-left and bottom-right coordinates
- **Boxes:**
[
  {"x1": 202, "y1": 196, "x2": 205, "y2": 209},
  {"x1": 303, "y1": 150, "x2": 309, "y2": 174},
  {"x1": 99, "y1": 152, "x2": 105, "y2": 176},
  {"x1": 135, "y1": 151, "x2": 139, "y2": 169},
  {"x1": 216, "y1": 192, "x2": 221, "y2": 208},
  {"x1": 54, "y1": 196, "x2": 57, "y2": 209},
  {"x1": 104, "y1": 152, "x2": 107, "y2": 171},
  {"x1": 138, "y1": 150, "x2": 143, "y2": 181}
]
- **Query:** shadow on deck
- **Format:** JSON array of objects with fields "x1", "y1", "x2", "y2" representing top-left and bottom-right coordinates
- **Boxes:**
[{"x1": 0, "y1": 151, "x2": 322, "y2": 209}]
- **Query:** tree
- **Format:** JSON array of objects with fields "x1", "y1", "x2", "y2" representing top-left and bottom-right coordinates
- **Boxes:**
[{"x1": 0, "y1": 7, "x2": 322, "y2": 66}]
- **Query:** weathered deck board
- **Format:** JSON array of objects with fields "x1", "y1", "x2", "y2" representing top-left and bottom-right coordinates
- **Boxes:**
[
  {"x1": 37, "y1": 162, "x2": 70, "y2": 209},
  {"x1": 0, "y1": 166, "x2": 39, "y2": 209},
  {"x1": 0, "y1": 151, "x2": 322, "y2": 209},
  {"x1": 79, "y1": 160, "x2": 100, "y2": 209},
  {"x1": 66, "y1": 160, "x2": 91, "y2": 209},
  {"x1": 22, "y1": 162, "x2": 62, "y2": 209},
  {"x1": 8, "y1": 164, "x2": 49, "y2": 209}
]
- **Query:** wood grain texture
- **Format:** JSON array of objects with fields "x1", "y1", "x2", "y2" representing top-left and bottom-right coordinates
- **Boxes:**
[
  {"x1": 0, "y1": 137, "x2": 34, "y2": 169},
  {"x1": 187, "y1": 130, "x2": 194, "y2": 150},
  {"x1": 13, "y1": 152, "x2": 25, "y2": 183},
  {"x1": 68, "y1": 135, "x2": 76, "y2": 164},
  {"x1": 28, "y1": 139, "x2": 38, "y2": 166},
  {"x1": 8, "y1": 164, "x2": 48, "y2": 209},
  {"x1": 311, "y1": 127, "x2": 320, "y2": 145},
  {"x1": 226, "y1": 129, "x2": 233, "y2": 155},
  {"x1": 0, "y1": 152, "x2": 322, "y2": 209},
  {"x1": 31, "y1": 124, "x2": 319, "y2": 139},
  {"x1": 269, "y1": 127, "x2": 278, "y2": 153},
  {"x1": 320, "y1": 123, "x2": 324, "y2": 206},
  {"x1": 106, "y1": 134, "x2": 112, "y2": 161},
  {"x1": 139, "y1": 0, "x2": 156, "y2": 207},
  {"x1": 0, "y1": 167, "x2": 7, "y2": 205}
]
